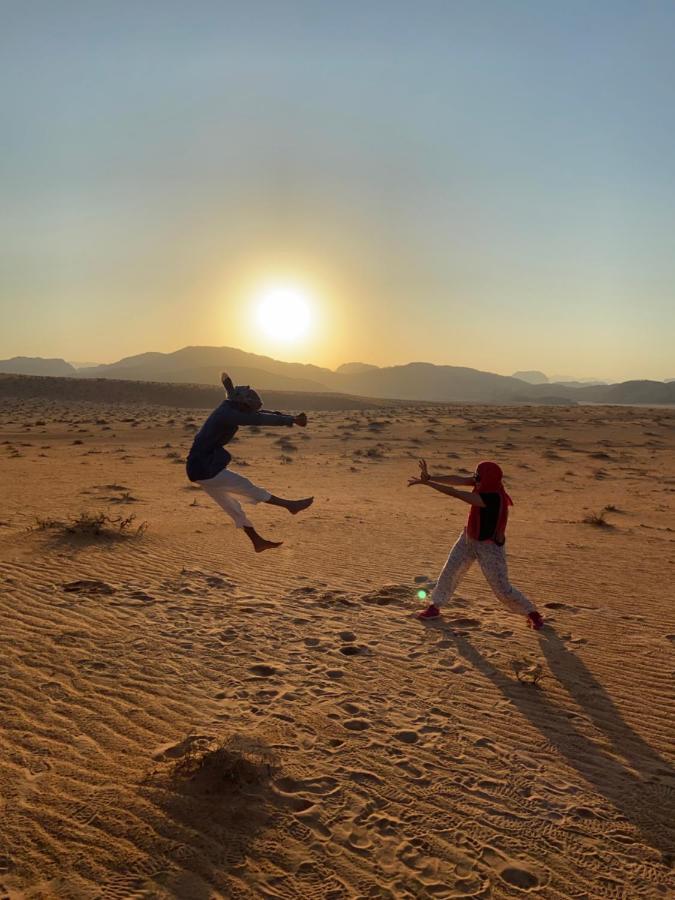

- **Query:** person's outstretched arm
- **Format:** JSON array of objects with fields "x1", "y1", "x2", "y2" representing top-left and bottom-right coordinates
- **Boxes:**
[
  {"x1": 408, "y1": 476, "x2": 485, "y2": 507},
  {"x1": 416, "y1": 458, "x2": 475, "y2": 486},
  {"x1": 225, "y1": 407, "x2": 307, "y2": 428}
]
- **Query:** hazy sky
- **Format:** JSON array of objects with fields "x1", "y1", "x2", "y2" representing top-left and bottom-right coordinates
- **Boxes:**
[{"x1": 2, "y1": 1, "x2": 675, "y2": 380}]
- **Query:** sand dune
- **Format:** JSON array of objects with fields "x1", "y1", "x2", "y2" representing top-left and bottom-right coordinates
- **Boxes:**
[{"x1": 0, "y1": 397, "x2": 673, "y2": 898}]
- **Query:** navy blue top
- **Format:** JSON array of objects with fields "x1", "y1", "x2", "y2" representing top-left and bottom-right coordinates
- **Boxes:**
[
  {"x1": 186, "y1": 400, "x2": 294, "y2": 482},
  {"x1": 477, "y1": 492, "x2": 503, "y2": 543}
]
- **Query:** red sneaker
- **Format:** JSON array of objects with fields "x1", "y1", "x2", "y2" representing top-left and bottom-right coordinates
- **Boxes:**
[
  {"x1": 418, "y1": 604, "x2": 440, "y2": 620},
  {"x1": 527, "y1": 611, "x2": 544, "y2": 630}
]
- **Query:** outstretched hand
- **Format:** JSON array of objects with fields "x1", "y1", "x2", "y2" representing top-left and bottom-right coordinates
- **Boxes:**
[
  {"x1": 295, "y1": 413, "x2": 308, "y2": 427},
  {"x1": 221, "y1": 372, "x2": 234, "y2": 396}
]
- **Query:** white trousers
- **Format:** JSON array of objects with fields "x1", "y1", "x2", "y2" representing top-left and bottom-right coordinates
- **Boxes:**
[
  {"x1": 431, "y1": 530, "x2": 534, "y2": 617},
  {"x1": 197, "y1": 468, "x2": 271, "y2": 529}
]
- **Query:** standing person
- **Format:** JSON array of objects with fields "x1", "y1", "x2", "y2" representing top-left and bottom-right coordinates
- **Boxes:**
[
  {"x1": 186, "y1": 373, "x2": 314, "y2": 552},
  {"x1": 408, "y1": 459, "x2": 544, "y2": 629}
]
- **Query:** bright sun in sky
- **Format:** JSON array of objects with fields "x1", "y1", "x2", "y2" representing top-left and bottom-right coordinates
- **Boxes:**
[{"x1": 254, "y1": 286, "x2": 313, "y2": 342}]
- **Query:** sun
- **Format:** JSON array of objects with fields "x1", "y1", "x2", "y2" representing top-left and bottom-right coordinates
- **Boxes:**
[{"x1": 254, "y1": 285, "x2": 313, "y2": 342}]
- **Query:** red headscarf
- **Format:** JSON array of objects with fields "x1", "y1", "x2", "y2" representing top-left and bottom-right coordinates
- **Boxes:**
[{"x1": 466, "y1": 460, "x2": 513, "y2": 540}]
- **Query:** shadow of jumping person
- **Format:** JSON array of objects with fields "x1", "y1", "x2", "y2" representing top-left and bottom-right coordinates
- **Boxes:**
[{"x1": 446, "y1": 627, "x2": 675, "y2": 864}]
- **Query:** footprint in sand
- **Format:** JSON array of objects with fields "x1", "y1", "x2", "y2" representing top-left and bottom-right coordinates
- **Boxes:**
[
  {"x1": 54, "y1": 631, "x2": 86, "y2": 647},
  {"x1": 499, "y1": 866, "x2": 540, "y2": 891},
  {"x1": 343, "y1": 719, "x2": 370, "y2": 731},
  {"x1": 325, "y1": 669, "x2": 345, "y2": 679},
  {"x1": 39, "y1": 681, "x2": 69, "y2": 701},
  {"x1": 63, "y1": 579, "x2": 115, "y2": 595},
  {"x1": 361, "y1": 584, "x2": 408, "y2": 606},
  {"x1": 78, "y1": 658, "x2": 111, "y2": 674},
  {"x1": 339, "y1": 645, "x2": 367, "y2": 656},
  {"x1": 26, "y1": 756, "x2": 52, "y2": 778},
  {"x1": 218, "y1": 627, "x2": 238, "y2": 643},
  {"x1": 276, "y1": 775, "x2": 339, "y2": 796},
  {"x1": 394, "y1": 730, "x2": 419, "y2": 744},
  {"x1": 447, "y1": 617, "x2": 481, "y2": 630},
  {"x1": 249, "y1": 663, "x2": 283, "y2": 678},
  {"x1": 153, "y1": 734, "x2": 212, "y2": 761}
]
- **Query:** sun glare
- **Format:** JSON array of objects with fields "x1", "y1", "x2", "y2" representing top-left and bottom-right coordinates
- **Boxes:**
[{"x1": 254, "y1": 286, "x2": 312, "y2": 342}]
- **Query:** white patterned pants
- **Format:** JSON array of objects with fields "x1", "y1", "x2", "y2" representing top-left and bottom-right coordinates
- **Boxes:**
[
  {"x1": 431, "y1": 530, "x2": 534, "y2": 617},
  {"x1": 197, "y1": 469, "x2": 271, "y2": 529}
]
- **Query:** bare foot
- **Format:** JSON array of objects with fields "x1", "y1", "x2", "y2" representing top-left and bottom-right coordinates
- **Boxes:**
[
  {"x1": 287, "y1": 497, "x2": 314, "y2": 515},
  {"x1": 253, "y1": 538, "x2": 284, "y2": 553}
]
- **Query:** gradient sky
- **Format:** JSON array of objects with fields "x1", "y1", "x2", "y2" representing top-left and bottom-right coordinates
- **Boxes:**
[{"x1": 2, "y1": 1, "x2": 675, "y2": 381}]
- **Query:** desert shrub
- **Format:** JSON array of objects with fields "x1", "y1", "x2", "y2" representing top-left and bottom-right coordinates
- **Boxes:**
[
  {"x1": 32, "y1": 511, "x2": 148, "y2": 538},
  {"x1": 582, "y1": 510, "x2": 613, "y2": 528},
  {"x1": 152, "y1": 735, "x2": 279, "y2": 796}
]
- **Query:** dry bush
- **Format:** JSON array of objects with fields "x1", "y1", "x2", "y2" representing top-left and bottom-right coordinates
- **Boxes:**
[
  {"x1": 31, "y1": 511, "x2": 148, "y2": 538},
  {"x1": 365, "y1": 445, "x2": 385, "y2": 459},
  {"x1": 155, "y1": 735, "x2": 279, "y2": 796},
  {"x1": 582, "y1": 510, "x2": 613, "y2": 528}
]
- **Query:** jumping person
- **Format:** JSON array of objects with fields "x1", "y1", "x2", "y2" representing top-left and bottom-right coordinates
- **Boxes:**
[
  {"x1": 186, "y1": 373, "x2": 313, "y2": 552},
  {"x1": 408, "y1": 459, "x2": 544, "y2": 629}
]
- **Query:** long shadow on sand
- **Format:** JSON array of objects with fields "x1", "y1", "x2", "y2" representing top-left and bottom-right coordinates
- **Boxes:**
[
  {"x1": 444, "y1": 626, "x2": 675, "y2": 862},
  {"x1": 137, "y1": 738, "x2": 282, "y2": 898}
]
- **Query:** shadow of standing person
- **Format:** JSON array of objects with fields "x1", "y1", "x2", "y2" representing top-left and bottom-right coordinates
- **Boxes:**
[{"x1": 448, "y1": 627, "x2": 675, "y2": 863}]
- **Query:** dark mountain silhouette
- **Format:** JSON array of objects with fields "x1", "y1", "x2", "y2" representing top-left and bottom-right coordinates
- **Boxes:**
[
  {"x1": 331, "y1": 361, "x2": 545, "y2": 402},
  {"x1": 336, "y1": 362, "x2": 380, "y2": 375},
  {"x1": 0, "y1": 356, "x2": 76, "y2": 377},
  {"x1": 5, "y1": 347, "x2": 674, "y2": 404},
  {"x1": 0, "y1": 374, "x2": 404, "y2": 411},
  {"x1": 77, "y1": 346, "x2": 331, "y2": 393},
  {"x1": 512, "y1": 370, "x2": 549, "y2": 384},
  {"x1": 540, "y1": 380, "x2": 675, "y2": 405},
  {"x1": 79, "y1": 348, "x2": 557, "y2": 402}
]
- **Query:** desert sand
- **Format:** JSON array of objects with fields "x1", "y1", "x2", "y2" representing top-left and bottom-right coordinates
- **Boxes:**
[{"x1": 0, "y1": 393, "x2": 673, "y2": 898}]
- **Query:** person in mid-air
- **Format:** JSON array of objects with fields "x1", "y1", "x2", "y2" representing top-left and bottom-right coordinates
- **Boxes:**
[
  {"x1": 408, "y1": 458, "x2": 544, "y2": 629},
  {"x1": 186, "y1": 373, "x2": 313, "y2": 552}
]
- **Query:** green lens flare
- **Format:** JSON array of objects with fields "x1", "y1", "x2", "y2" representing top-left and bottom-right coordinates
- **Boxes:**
[{"x1": 417, "y1": 589, "x2": 427, "y2": 600}]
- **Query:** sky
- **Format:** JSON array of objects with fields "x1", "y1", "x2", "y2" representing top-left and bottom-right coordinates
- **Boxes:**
[{"x1": 1, "y1": 0, "x2": 675, "y2": 381}]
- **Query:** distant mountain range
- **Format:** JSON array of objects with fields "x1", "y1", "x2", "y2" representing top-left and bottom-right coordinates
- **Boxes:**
[
  {"x1": 0, "y1": 356, "x2": 77, "y2": 377},
  {"x1": 512, "y1": 370, "x2": 608, "y2": 387},
  {"x1": 1, "y1": 348, "x2": 673, "y2": 405}
]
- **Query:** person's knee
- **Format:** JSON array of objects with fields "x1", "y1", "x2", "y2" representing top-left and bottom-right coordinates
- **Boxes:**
[{"x1": 491, "y1": 583, "x2": 513, "y2": 603}]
